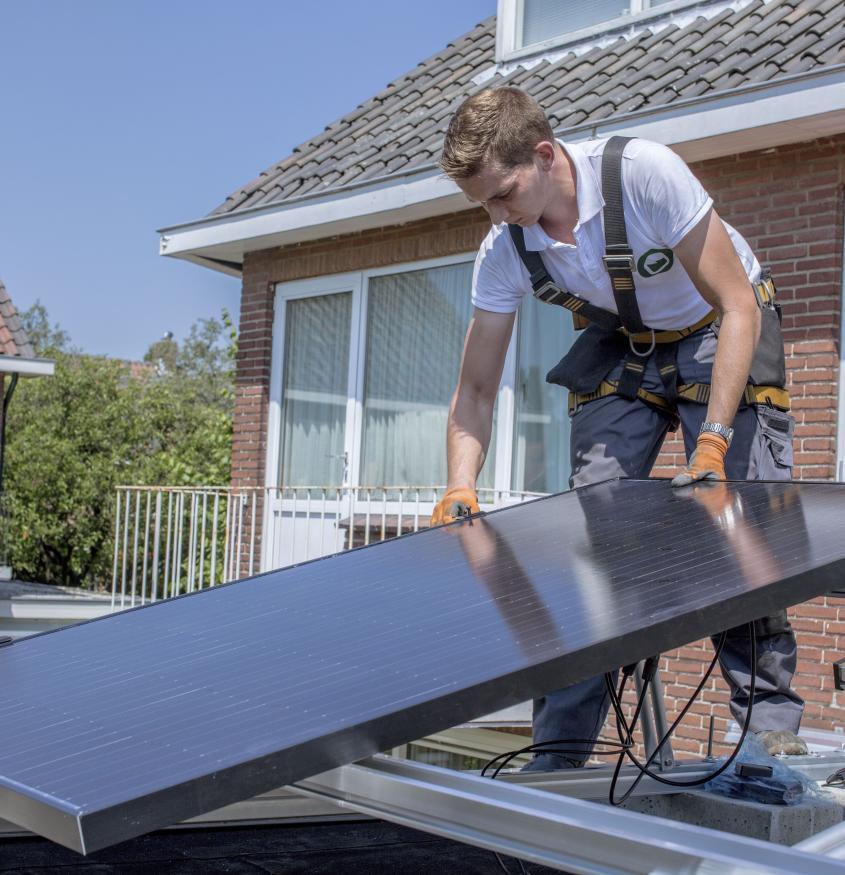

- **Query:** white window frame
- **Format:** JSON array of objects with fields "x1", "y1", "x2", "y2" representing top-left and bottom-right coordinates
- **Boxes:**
[
  {"x1": 496, "y1": 0, "x2": 705, "y2": 63},
  {"x1": 265, "y1": 254, "x2": 520, "y2": 498},
  {"x1": 265, "y1": 271, "x2": 364, "y2": 493}
]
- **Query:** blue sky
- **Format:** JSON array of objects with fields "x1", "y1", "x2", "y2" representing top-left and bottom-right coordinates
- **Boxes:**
[{"x1": 0, "y1": 0, "x2": 495, "y2": 359}]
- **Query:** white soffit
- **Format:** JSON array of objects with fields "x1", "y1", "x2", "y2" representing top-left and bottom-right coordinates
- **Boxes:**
[{"x1": 158, "y1": 66, "x2": 845, "y2": 272}]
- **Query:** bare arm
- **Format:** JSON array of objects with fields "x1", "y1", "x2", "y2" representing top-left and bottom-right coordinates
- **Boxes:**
[
  {"x1": 446, "y1": 308, "x2": 515, "y2": 491},
  {"x1": 675, "y1": 207, "x2": 761, "y2": 427}
]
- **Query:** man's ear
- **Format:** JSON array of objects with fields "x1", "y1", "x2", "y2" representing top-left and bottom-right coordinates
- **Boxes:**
[{"x1": 534, "y1": 140, "x2": 556, "y2": 171}]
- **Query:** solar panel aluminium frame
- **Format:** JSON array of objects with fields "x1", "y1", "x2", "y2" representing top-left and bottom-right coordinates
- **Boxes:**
[
  {"x1": 1, "y1": 478, "x2": 844, "y2": 854},
  {"x1": 295, "y1": 756, "x2": 845, "y2": 875}
]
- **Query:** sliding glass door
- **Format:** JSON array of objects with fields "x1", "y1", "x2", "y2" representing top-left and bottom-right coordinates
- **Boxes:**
[
  {"x1": 279, "y1": 292, "x2": 353, "y2": 488},
  {"x1": 360, "y1": 262, "x2": 495, "y2": 490}
]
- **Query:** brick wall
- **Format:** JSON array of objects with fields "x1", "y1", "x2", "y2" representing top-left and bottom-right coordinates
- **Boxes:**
[
  {"x1": 234, "y1": 135, "x2": 844, "y2": 754},
  {"x1": 653, "y1": 135, "x2": 845, "y2": 482},
  {"x1": 650, "y1": 135, "x2": 845, "y2": 756}
]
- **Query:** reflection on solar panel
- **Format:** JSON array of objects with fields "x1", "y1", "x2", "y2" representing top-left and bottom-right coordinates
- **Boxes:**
[{"x1": 1, "y1": 479, "x2": 843, "y2": 853}]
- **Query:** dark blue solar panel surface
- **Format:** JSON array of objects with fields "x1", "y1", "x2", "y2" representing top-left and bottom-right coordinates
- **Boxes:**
[{"x1": 1, "y1": 479, "x2": 844, "y2": 853}]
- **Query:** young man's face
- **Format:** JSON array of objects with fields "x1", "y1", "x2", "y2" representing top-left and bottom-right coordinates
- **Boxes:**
[{"x1": 456, "y1": 142, "x2": 554, "y2": 227}]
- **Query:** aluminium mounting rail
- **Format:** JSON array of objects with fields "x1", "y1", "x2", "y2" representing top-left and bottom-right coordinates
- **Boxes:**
[{"x1": 296, "y1": 756, "x2": 844, "y2": 875}]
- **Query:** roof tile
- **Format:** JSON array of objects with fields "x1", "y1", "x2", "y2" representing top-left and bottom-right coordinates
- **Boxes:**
[
  {"x1": 0, "y1": 279, "x2": 33, "y2": 358},
  {"x1": 210, "y1": 1, "x2": 845, "y2": 217}
]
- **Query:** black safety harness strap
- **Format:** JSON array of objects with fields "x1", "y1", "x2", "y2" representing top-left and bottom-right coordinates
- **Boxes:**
[
  {"x1": 601, "y1": 136, "x2": 649, "y2": 336},
  {"x1": 507, "y1": 224, "x2": 623, "y2": 332},
  {"x1": 616, "y1": 354, "x2": 646, "y2": 401},
  {"x1": 655, "y1": 343, "x2": 680, "y2": 406}
]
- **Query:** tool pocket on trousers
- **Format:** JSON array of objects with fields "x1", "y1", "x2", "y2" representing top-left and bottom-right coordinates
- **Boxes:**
[{"x1": 756, "y1": 407, "x2": 794, "y2": 471}]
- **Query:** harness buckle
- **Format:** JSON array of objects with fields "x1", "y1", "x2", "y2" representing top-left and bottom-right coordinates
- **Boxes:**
[
  {"x1": 534, "y1": 280, "x2": 562, "y2": 303},
  {"x1": 603, "y1": 253, "x2": 635, "y2": 272},
  {"x1": 629, "y1": 329, "x2": 656, "y2": 358}
]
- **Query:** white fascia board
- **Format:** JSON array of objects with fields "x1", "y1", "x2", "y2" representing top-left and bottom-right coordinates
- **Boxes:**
[
  {"x1": 0, "y1": 356, "x2": 55, "y2": 377},
  {"x1": 159, "y1": 171, "x2": 468, "y2": 265},
  {"x1": 158, "y1": 66, "x2": 845, "y2": 272}
]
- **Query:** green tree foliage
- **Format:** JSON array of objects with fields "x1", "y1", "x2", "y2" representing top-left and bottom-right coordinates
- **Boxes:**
[{"x1": 4, "y1": 304, "x2": 236, "y2": 589}]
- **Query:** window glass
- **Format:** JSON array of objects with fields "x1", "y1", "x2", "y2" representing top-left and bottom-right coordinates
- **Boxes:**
[
  {"x1": 512, "y1": 295, "x2": 574, "y2": 493},
  {"x1": 522, "y1": 0, "x2": 631, "y2": 46},
  {"x1": 280, "y1": 293, "x2": 351, "y2": 487},
  {"x1": 361, "y1": 263, "x2": 496, "y2": 489}
]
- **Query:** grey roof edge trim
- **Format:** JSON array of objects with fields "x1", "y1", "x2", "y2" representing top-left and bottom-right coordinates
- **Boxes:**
[{"x1": 158, "y1": 60, "x2": 845, "y2": 241}]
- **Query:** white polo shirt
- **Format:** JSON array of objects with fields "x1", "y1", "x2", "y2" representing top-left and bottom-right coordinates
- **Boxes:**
[{"x1": 471, "y1": 138, "x2": 760, "y2": 331}]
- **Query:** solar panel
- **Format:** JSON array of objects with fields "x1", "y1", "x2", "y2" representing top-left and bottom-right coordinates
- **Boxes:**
[{"x1": 1, "y1": 479, "x2": 843, "y2": 853}]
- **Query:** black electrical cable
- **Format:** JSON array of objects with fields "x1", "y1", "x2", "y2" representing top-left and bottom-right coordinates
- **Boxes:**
[
  {"x1": 606, "y1": 636, "x2": 726, "y2": 800},
  {"x1": 494, "y1": 851, "x2": 529, "y2": 875},
  {"x1": 482, "y1": 623, "x2": 757, "y2": 806},
  {"x1": 482, "y1": 738, "x2": 629, "y2": 779},
  {"x1": 608, "y1": 623, "x2": 756, "y2": 804}
]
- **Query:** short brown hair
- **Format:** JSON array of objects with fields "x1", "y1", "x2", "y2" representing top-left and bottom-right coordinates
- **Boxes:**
[{"x1": 439, "y1": 87, "x2": 554, "y2": 180}]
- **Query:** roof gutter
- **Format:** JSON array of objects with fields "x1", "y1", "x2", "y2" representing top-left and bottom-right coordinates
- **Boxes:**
[{"x1": 158, "y1": 63, "x2": 845, "y2": 274}]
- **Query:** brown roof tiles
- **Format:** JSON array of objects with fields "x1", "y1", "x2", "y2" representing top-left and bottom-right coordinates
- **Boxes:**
[{"x1": 0, "y1": 279, "x2": 34, "y2": 359}]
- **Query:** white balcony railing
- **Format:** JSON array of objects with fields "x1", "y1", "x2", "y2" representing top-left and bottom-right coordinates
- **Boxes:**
[{"x1": 111, "y1": 485, "x2": 546, "y2": 609}]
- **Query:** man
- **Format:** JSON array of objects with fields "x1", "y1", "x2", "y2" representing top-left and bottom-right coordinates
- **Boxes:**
[{"x1": 431, "y1": 86, "x2": 805, "y2": 769}]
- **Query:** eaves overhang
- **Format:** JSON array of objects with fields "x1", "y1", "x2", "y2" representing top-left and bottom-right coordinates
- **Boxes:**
[{"x1": 158, "y1": 64, "x2": 845, "y2": 277}]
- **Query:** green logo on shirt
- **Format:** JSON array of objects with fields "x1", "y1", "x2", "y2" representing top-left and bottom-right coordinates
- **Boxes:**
[{"x1": 638, "y1": 248, "x2": 674, "y2": 277}]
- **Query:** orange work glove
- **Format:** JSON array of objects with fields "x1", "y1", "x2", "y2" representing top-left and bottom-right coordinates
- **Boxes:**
[
  {"x1": 430, "y1": 487, "x2": 480, "y2": 526},
  {"x1": 671, "y1": 432, "x2": 728, "y2": 487}
]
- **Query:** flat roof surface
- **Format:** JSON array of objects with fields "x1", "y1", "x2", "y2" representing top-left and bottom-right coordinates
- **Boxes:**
[{"x1": 0, "y1": 819, "x2": 558, "y2": 873}]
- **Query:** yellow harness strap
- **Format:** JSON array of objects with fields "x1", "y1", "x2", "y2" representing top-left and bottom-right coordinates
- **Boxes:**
[
  {"x1": 568, "y1": 381, "x2": 790, "y2": 414},
  {"x1": 572, "y1": 279, "x2": 774, "y2": 339},
  {"x1": 622, "y1": 310, "x2": 717, "y2": 344}
]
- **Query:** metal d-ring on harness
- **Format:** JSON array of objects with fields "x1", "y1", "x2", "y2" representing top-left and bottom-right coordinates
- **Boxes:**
[
  {"x1": 629, "y1": 330, "x2": 656, "y2": 358},
  {"x1": 507, "y1": 135, "x2": 790, "y2": 419}
]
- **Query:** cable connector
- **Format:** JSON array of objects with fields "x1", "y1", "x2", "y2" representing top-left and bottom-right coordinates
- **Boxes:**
[{"x1": 641, "y1": 655, "x2": 660, "y2": 683}]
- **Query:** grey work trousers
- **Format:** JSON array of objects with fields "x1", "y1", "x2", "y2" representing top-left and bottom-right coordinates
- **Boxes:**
[{"x1": 527, "y1": 331, "x2": 805, "y2": 771}]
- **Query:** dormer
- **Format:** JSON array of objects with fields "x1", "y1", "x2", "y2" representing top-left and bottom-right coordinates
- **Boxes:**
[{"x1": 495, "y1": 0, "x2": 711, "y2": 61}]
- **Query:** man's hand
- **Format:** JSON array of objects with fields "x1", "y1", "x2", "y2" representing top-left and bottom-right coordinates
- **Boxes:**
[
  {"x1": 431, "y1": 487, "x2": 480, "y2": 526},
  {"x1": 671, "y1": 432, "x2": 728, "y2": 487}
]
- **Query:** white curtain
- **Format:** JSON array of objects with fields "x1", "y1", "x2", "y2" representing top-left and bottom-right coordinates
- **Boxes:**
[
  {"x1": 280, "y1": 293, "x2": 351, "y2": 487},
  {"x1": 512, "y1": 295, "x2": 573, "y2": 493},
  {"x1": 361, "y1": 263, "x2": 496, "y2": 488}
]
